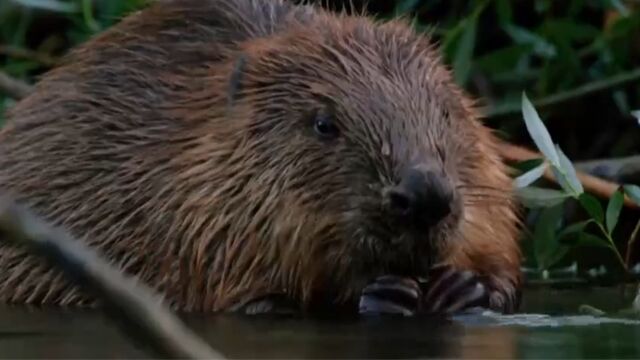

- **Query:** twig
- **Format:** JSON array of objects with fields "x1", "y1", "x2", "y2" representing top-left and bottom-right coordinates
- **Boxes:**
[
  {"x1": 574, "y1": 155, "x2": 640, "y2": 184},
  {"x1": 0, "y1": 196, "x2": 224, "y2": 360},
  {"x1": 498, "y1": 142, "x2": 639, "y2": 209},
  {"x1": 626, "y1": 219, "x2": 640, "y2": 271},
  {"x1": 0, "y1": 70, "x2": 33, "y2": 100},
  {"x1": 485, "y1": 67, "x2": 640, "y2": 117},
  {"x1": 0, "y1": 45, "x2": 58, "y2": 67}
]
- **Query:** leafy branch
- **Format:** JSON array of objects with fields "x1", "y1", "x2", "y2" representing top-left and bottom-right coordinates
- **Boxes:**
[{"x1": 515, "y1": 93, "x2": 640, "y2": 274}]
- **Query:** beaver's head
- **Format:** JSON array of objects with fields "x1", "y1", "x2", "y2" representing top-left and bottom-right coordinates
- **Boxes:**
[{"x1": 174, "y1": 14, "x2": 512, "y2": 308}]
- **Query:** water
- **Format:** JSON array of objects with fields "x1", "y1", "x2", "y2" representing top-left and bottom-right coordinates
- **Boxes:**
[{"x1": 0, "y1": 287, "x2": 639, "y2": 359}]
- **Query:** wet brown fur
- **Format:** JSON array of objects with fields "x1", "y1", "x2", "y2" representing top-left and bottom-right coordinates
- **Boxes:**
[{"x1": 0, "y1": 0, "x2": 521, "y2": 312}]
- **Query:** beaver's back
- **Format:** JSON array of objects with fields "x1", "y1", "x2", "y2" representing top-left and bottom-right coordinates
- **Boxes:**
[{"x1": 0, "y1": 0, "x2": 316, "y2": 308}]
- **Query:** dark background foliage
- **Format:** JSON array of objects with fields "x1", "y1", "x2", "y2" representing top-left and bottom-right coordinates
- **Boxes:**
[{"x1": 1, "y1": 0, "x2": 639, "y2": 281}]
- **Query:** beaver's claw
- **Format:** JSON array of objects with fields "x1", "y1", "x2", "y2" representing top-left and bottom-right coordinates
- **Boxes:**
[
  {"x1": 358, "y1": 275, "x2": 422, "y2": 316},
  {"x1": 358, "y1": 271, "x2": 488, "y2": 316},
  {"x1": 358, "y1": 267, "x2": 518, "y2": 316},
  {"x1": 421, "y1": 266, "x2": 489, "y2": 314},
  {"x1": 421, "y1": 265, "x2": 520, "y2": 314}
]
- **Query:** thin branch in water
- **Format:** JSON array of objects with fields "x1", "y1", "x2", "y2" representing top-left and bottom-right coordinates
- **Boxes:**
[
  {"x1": 0, "y1": 196, "x2": 224, "y2": 360},
  {"x1": 0, "y1": 70, "x2": 33, "y2": 100}
]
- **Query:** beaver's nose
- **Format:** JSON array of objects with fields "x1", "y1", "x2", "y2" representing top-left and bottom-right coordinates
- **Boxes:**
[{"x1": 386, "y1": 168, "x2": 453, "y2": 226}]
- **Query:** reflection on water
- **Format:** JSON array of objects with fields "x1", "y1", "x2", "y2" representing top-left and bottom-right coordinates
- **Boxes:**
[{"x1": 0, "y1": 287, "x2": 639, "y2": 359}]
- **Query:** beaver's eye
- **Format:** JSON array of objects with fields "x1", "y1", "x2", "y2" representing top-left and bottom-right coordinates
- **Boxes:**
[{"x1": 313, "y1": 113, "x2": 340, "y2": 139}]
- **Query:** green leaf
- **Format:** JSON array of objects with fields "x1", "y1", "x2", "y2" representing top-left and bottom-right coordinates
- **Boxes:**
[
  {"x1": 579, "y1": 193, "x2": 604, "y2": 223},
  {"x1": 495, "y1": 0, "x2": 513, "y2": 24},
  {"x1": 521, "y1": 93, "x2": 560, "y2": 167},
  {"x1": 475, "y1": 44, "x2": 531, "y2": 74},
  {"x1": 504, "y1": 24, "x2": 556, "y2": 58},
  {"x1": 550, "y1": 145, "x2": 583, "y2": 196},
  {"x1": 551, "y1": 166, "x2": 576, "y2": 197},
  {"x1": 394, "y1": 0, "x2": 420, "y2": 15},
  {"x1": 576, "y1": 233, "x2": 610, "y2": 248},
  {"x1": 556, "y1": 146, "x2": 582, "y2": 194},
  {"x1": 446, "y1": 1, "x2": 488, "y2": 86},
  {"x1": 512, "y1": 158, "x2": 545, "y2": 173},
  {"x1": 542, "y1": 20, "x2": 600, "y2": 42},
  {"x1": 631, "y1": 110, "x2": 640, "y2": 126},
  {"x1": 442, "y1": 22, "x2": 465, "y2": 63},
  {"x1": 514, "y1": 162, "x2": 547, "y2": 189},
  {"x1": 608, "y1": 0, "x2": 630, "y2": 16},
  {"x1": 608, "y1": 15, "x2": 640, "y2": 38},
  {"x1": 452, "y1": 16, "x2": 477, "y2": 86},
  {"x1": 544, "y1": 245, "x2": 569, "y2": 270},
  {"x1": 568, "y1": 0, "x2": 586, "y2": 17},
  {"x1": 79, "y1": 0, "x2": 101, "y2": 33},
  {"x1": 11, "y1": 0, "x2": 78, "y2": 13},
  {"x1": 533, "y1": 204, "x2": 564, "y2": 269},
  {"x1": 516, "y1": 187, "x2": 570, "y2": 208},
  {"x1": 612, "y1": 90, "x2": 630, "y2": 115},
  {"x1": 606, "y1": 190, "x2": 624, "y2": 234},
  {"x1": 558, "y1": 219, "x2": 594, "y2": 240},
  {"x1": 535, "y1": 0, "x2": 551, "y2": 13},
  {"x1": 623, "y1": 185, "x2": 640, "y2": 205}
]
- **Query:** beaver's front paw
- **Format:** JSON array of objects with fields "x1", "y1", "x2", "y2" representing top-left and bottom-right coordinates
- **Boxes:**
[
  {"x1": 423, "y1": 265, "x2": 521, "y2": 314},
  {"x1": 421, "y1": 266, "x2": 489, "y2": 314},
  {"x1": 358, "y1": 275, "x2": 422, "y2": 316},
  {"x1": 485, "y1": 279, "x2": 521, "y2": 314}
]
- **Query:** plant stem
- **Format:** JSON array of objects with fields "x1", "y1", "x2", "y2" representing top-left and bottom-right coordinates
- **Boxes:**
[
  {"x1": 596, "y1": 222, "x2": 628, "y2": 272},
  {"x1": 625, "y1": 219, "x2": 640, "y2": 270}
]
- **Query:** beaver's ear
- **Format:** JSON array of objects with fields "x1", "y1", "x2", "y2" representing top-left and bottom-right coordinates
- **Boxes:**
[{"x1": 227, "y1": 54, "x2": 248, "y2": 108}]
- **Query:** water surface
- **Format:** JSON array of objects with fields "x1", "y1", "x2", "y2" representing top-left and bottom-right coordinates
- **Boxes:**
[{"x1": 0, "y1": 287, "x2": 639, "y2": 359}]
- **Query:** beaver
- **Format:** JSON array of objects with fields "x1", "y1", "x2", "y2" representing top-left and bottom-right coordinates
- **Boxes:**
[{"x1": 0, "y1": 0, "x2": 521, "y2": 315}]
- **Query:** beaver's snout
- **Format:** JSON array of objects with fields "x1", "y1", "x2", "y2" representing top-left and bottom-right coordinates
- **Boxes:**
[{"x1": 384, "y1": 167, "x2": 454, "y2": 229}]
